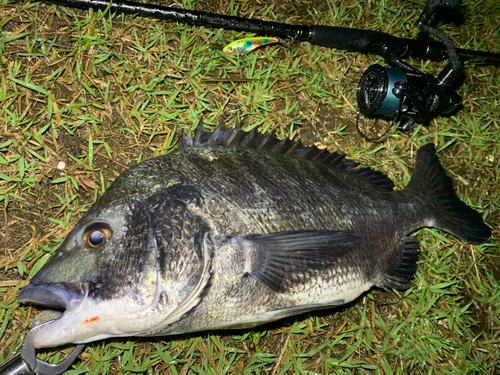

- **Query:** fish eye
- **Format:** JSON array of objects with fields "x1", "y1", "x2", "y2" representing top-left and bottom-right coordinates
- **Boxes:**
[{"x1": 83, "y1": 223, "x2": 112, "y2": 248}]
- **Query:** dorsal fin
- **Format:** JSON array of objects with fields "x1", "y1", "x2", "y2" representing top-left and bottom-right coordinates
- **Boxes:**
[{"x1": 180, "y1": 121, "x2": 394, "y2": 192}]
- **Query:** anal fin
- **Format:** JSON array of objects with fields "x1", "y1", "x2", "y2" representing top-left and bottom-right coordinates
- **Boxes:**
[
  {"x1": 378, "y1": 236, "x2": 420, "y2": 290},
  {"x1": 264, "y1": 300, "x2": 345, "y2": 320}
]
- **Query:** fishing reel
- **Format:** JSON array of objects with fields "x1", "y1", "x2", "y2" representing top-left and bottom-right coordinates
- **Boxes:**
[{"x1": 356, "y1": 0, "x2": 464, "y2": 132}]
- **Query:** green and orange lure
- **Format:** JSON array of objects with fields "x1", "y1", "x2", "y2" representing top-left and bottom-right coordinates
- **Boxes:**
[{"x1": 223, "y1": 37, "x2": 289, "y2": 55}]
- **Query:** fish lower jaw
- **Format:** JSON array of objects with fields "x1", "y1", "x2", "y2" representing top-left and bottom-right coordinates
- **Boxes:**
[{"x1": 31, "y1": 297, "x2": 170, "y2": 348}]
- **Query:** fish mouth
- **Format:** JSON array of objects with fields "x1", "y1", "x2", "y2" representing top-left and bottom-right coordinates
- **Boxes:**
[{"x1": 18, "y1": 282, "x2": 89, "y2": 310}]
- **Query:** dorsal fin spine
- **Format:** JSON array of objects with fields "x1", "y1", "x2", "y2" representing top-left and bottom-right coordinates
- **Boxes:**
[{"x1": 181, "y1": 121, "x2": 395, "y2": 192}]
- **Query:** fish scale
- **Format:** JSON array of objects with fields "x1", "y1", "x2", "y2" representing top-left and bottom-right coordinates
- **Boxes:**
[{"x1": 17, "y1": 122, "x2": 490, "y2": 348}]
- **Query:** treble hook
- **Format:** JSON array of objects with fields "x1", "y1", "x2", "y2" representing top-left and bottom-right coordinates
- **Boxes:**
[{"x1": 0, "y1": 321, "x2": 84, "y2": 375}]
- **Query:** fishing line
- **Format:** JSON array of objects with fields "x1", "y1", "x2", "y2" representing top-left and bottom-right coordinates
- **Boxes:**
[
  {"x1": 32, "y1": 39, "x2": 242, "y2": 69},
  {"x1": 13, "y1": 7, "x2": 363, "y2": 135},
  {"x1": 15, "y1": 10, "x2": 245, "y2": 70},
  {"x1": 9, "y1": 6, "x2": 363, "y2": 103}
]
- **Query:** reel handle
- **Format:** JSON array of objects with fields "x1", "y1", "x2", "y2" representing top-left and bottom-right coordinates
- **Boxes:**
[{"x1": 416, "y1": 0, "x2": 462, "y2": 28}]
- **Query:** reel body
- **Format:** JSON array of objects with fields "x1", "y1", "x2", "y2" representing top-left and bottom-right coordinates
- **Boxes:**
[
  {"x1": 357, "y1": 64, "x2": 462, "y2": 131},
  {"x1": 356, "y1": 0, "x2": 465, "y2": 131}
]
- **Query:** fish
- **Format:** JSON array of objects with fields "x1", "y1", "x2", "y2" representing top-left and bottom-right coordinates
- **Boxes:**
[
  {"x1": 223, "y1": 37, "x2": 289, "y2": 55},
  {"x1": 18, "y1": 122, "x2": 490, "y2": 349}
]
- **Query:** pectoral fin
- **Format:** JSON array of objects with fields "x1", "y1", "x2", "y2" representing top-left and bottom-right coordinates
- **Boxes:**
[{"x1": 232, "y1": 230, "x2": 361, "y2": 293}]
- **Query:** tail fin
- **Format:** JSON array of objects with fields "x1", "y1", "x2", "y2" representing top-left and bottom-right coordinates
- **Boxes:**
[{"x1": 407, "y1": 144, "x2": 490, "y2": 244}]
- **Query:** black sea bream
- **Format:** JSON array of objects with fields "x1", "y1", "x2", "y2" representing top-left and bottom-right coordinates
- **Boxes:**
[{"x1": 18, "y1": 123, "x2": 491, "y2": 348}]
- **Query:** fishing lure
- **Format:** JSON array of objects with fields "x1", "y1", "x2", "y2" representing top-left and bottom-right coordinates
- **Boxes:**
[{"x1": 223, "y1": 37, "x2": 289, "y2": 55}]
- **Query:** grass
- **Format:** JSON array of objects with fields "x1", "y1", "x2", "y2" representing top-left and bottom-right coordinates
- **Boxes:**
[{"x1": 0, "y1": 0, "x2": 499, "y2": 373}]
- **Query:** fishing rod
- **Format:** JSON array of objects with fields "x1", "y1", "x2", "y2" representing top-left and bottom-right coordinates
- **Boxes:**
[
  {"x1": 49, "y1": 0, "x2": 499, "y2": 65},
  {"x1": 45, "y1": 0, "x2": 500, "y2": 131}
]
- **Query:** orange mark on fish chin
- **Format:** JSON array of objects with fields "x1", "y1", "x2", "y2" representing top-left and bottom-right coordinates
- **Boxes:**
[{"x1": 83, "y1": 316, "x2": 99, "y2": 324}]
